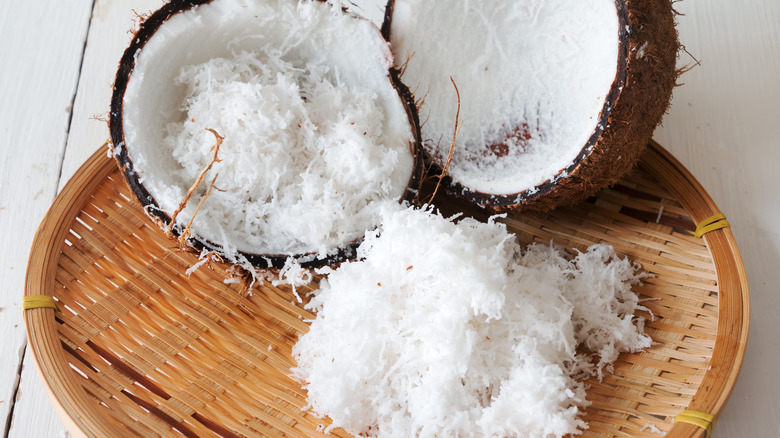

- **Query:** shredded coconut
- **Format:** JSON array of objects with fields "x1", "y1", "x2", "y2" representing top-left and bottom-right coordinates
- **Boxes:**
[
  {"x1": 292, "y1": 205, "x2": 650, "y2": 437},
  {"x1": 163, "y1": 50, "x2": 408, "y2": 257},
  {"x1": 271, "y1": 257, "x2": 312, "y2": 302},
  {"x1": 641, "y1": 424, "x2": 665, "y2": 435},
  {"x1": 184, "y1": 249, "x2": 214, "y2": 276},
  {"x1": 637, "y1": 41, "x2": 650, "y2": 59}
]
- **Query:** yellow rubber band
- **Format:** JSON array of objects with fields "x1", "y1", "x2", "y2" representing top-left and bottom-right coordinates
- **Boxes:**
[
  {"x1": 675, "y1": 410, "x2": 716, "y2": 438},
  {"x1": 695, "y1": 213, "x2": 730, "y2": 238},
  {"x1": 23, "y1": 295, "x2": 60, "y2": 312}
]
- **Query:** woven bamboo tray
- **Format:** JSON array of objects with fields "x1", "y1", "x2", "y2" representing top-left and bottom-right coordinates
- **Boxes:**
[{"x1": 25, "y1": 140, "x2": 748, "y2": 438}]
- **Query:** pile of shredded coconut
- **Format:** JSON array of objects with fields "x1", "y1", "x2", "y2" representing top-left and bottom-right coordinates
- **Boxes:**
[
  {"x1": 163, "y1": 50, "x2": 408, "y2": 257},
  {"x1": 292, "y1": 205, "x2": 650, "y2": 437}
]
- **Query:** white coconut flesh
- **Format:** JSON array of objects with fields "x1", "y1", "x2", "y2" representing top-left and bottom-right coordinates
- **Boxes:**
[
  {"x1": 121, "y1": 0, "x2": 415, "y2": 258},
  {"x1": 390, "y1": 0, "x2": 619, "y2": 195}
]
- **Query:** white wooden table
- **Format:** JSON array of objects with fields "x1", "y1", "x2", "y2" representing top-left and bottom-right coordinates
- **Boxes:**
[{"x1": 1, "y1": 1, "x2": 778, "y2": 437}]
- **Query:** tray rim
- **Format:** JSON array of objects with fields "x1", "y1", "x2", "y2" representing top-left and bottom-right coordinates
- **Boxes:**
[{"x1": 23, "y1": 140, "x2": 749, "y2": 438}]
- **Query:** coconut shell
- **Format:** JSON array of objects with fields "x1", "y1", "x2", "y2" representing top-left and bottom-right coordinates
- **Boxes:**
[
  {"x1": 109, "y1": 0, "x2": 422, "y2": 270},
  {"x1": 383, "y1": 0, "x2": 679, "y2": 212}
]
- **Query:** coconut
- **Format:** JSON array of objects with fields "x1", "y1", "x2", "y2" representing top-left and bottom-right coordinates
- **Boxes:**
[
  {"x1": 383, "y1": 0, "x2": 678, "y2": 211},
  {"x1": 109, "y1": 0, "x2": 421, "y2": 269}
]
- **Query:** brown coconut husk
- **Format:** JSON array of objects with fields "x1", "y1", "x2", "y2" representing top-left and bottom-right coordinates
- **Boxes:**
[{"x1": 384, "y1": 0, "x2": 680, "y2": 212}]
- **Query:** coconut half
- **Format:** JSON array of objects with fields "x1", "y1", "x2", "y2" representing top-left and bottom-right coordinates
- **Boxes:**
[
  {"x1": 384, "y1": 0, "x2": 678, "y2": 211},
  {"x1": 110, "y1": 0, "x2": 421, "y2": 269}
]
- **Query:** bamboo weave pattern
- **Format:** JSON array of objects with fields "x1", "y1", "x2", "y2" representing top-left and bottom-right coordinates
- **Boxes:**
[{"x1": 24, "y1": 142, "x2": 748, "y2": 438}]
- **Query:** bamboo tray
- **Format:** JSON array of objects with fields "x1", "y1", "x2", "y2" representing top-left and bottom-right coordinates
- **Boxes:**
[{"x1": 25, "y1": 141, "x2": 748, "y2": 438}]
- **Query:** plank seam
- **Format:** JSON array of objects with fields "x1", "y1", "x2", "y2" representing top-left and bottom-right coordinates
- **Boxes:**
[
  {"x1": 3, "y1": 344, "x2": 26, "y2": 438},
  {"x1": 8, "y1": 1, "x2": 97, "y2": 436},
  {"x1": 56, "y1": 0, "x2": 98, "y2": 189}
]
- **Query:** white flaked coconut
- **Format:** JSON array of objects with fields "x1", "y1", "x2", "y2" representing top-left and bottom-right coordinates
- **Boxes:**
[
  {"x1": 110, "y1": 0, "x2": 421, "y2": 269},
  {"x1": 292, "y1": 204, "x2": 651, "y2": 437},
  {"x1": 384, "y1": 0, "x2": 678, "y2": 211}
]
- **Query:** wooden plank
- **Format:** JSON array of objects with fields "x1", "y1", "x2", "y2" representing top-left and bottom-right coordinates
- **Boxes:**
[
  {"x1": 0, "y1": 0, "x2": 93, "y2": 436},
  {"x1": 652, "y1": 1, "x2": 780, "y2": 437},
  {"x1": 7, "y1": 354, "x2": 72, "y2": 438},
  {"x1": 57, "y1": 0, "x2": 163, "y2": 189},
  {"x1": 7, "y1": 1, "x2": 163, "y2": 437}
]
